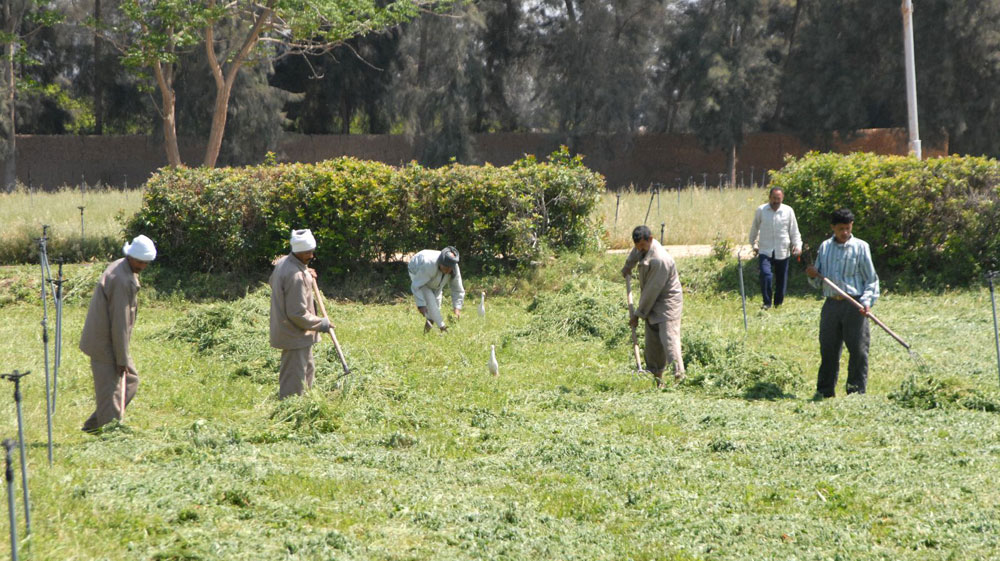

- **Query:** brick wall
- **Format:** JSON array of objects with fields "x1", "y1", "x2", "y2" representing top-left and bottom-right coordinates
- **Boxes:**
[{"x1": 14, "y1": 129, "x2": 946, "y2": 191}]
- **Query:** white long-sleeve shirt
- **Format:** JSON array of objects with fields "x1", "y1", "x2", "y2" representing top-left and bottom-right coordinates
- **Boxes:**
[
  {"x1": 407, "y1": 249, "x2": 466, "y2": 310},
  {"x1": 749, "y1": 203, "x2": 802, "y2": 260}
]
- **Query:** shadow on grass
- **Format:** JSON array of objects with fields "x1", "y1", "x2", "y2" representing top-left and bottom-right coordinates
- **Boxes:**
[{"x1": 741, "y1": 381, "x2": 798, "y2": 401}]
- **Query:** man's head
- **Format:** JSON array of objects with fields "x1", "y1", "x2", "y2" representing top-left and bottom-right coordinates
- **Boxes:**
[
  {"x1": 631, "y1": 225, "x2": 653, "y2": 253},
  {"x1": 830, "y1": 208, "x2": 855, "y2": 243},
  {"x1": 768, "y1": 187, "x2": 784, "y2": 210},
  {"x1": 437, "y1": 246, "x2": 460, "y2": 274},
  {"x1": 290, "y1": 229, "x2": 316, "y2": 264},
  {"x1": 123, "y1": 235, "x2": 156, "y2": 274}
]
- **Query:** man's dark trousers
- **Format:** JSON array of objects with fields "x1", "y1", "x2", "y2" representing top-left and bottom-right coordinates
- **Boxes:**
[
  {"x1": 816, "y1": 298, "x2": 870, "y2": 397},
  {"x1": 758, "y1": 253, "x2": 790, "y2": 307}
]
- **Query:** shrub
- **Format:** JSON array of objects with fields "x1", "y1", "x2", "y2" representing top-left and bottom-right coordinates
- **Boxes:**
[
  {"x1": 126, "y1": 147, "x2": 605, "y2": 274},
  {"x1": 770, "y1": 152, "x2": 1000, "y2": 285}
]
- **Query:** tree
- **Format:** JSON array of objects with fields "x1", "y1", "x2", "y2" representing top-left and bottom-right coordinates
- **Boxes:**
[
  {"x1": 1, "y1": 0, "x2": 59, "y2": 191},
  {"x1": 661, "y1": 0, "x2": 784, "y2": 184},
  {"x1": 98, "y1": 0, "x2": 449, "y2": 168}
]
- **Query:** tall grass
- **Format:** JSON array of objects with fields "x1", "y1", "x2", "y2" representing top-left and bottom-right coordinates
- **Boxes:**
[
  {"x1": 601, "y1": 187, "x2": 766, "y2": 248},
  {"x1": 0, "y1": 185, "x2": 143, "y2": 263}
]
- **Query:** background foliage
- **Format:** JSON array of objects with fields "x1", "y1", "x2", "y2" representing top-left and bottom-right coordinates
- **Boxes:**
[
  {"x1": 126, "y1": 147, "x2": 604, "y2": 273},
  {"x1": 771, "y1": 152, "x2": 1000, "y2": 284}
]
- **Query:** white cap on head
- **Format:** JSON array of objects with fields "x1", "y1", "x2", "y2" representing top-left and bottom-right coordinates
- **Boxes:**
[
  {"x1": 123, "y1": 235, "x2": 157, "y2": 262},
  {"x1": 290, "y1": 229, "x2": 316, "y2": 253}
]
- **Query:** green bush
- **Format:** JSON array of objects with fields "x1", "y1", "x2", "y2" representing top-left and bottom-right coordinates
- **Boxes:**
[
  {"x1": 126, "y1": 147, "x2": 605, "y2": 274},
  {"x1": 770, "y1": 152, "x2": 1000, "y2": 284}
]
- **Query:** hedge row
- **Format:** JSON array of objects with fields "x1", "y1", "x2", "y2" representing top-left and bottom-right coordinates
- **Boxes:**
[
  {"x1": 771, "y1": 152, "x2": 1000, "y2": 284},
  {"x1": 125, "y1": 147, "x2": 605, "y2": 273}
]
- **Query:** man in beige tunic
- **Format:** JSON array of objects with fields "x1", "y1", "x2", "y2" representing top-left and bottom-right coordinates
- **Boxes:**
[
  {"x1": 269, "y1": 229, "x2": 331, "y2": 399},
  {"x1": 79, "y1": 234, "x2": 156, "y2": 432},
  {"x1": 622, "y1": 225, "x2": 685, "y2": 388}
]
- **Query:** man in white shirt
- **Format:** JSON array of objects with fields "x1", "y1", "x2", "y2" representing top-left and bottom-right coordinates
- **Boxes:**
[
  {"x1": 749, "y1": 187, "x2": 802, "y2": 309},
  {"x1": 408, "y1": 246, "x2": 465, "y2": 332}
]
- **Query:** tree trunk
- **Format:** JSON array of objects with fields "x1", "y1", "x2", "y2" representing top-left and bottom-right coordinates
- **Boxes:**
[
  {"x1": 152, "y1": 62, "x2": 182, "y2": 167},
  {"x1": 93, "y1": 0, "x2": 103, "y2": 135},
  {"x1": 0, "y1": 1, "x2": 18, "y2": 191},
  {"x1": 202, "y1": 3, "x2": 273, "y2": 167},
  {"x1": 726, "y1": 143, "x2": 737, "y2": 188}
]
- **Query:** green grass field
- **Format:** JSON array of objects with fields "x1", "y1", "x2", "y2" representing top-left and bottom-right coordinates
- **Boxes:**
[{"x1": 0, "y1": 252, "x2": 998, "y2": 560}]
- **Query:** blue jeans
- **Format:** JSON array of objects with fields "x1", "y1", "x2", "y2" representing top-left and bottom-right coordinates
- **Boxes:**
[{"x1": 758, "y1": 253, "x2": 790, "y2": 307}]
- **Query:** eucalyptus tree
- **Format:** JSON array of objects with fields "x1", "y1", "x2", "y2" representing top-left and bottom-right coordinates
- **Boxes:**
[
  {"x1": 97, "y1": 0, "x2": 451, "y2": 168},
  {"x1": 1, "y1": 0, "x2": 60, "y2": 191},
  {"x1": 529, "y1": 0, "x2": 667, "y2": 136},
  {"x1": 660, "y1": 0, "x2": 784, "y2": 184}
]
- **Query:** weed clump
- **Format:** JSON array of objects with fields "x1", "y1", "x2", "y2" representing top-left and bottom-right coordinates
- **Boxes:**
[
  {"x1": 524, "y1": 275, "x2": 628, "y2": 347},
  {"x1": 682, "y1": 329, "x2": 802, "y2": 399},
  {"x1": 889, "y1": 374, "x2": 1000, "y2": 412}
]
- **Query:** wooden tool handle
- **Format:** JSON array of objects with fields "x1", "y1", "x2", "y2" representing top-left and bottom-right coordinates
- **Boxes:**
[
  {"x1": 312, "y1": 277, "x2": 351, "y2": 375},
  {"x1": 821, "y1": 277, "x2": 910, "y2": 350}
]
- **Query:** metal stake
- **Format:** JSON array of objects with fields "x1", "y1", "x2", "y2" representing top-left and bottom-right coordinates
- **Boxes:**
[
  {"x1": 4, "y1": 439, "x2": 18, "y2": 561},
  {"x1": 643, "y1": 190, "x2": 655, "y2": 225},
  {"x1": 52, "y1": 260, "x2": 64, "y2": 412},
  {"x1": 987, "y1": 271, "x2": 1000, "y2": 386},
  {"x1": 78, "y1": 206, "x2": 85, "y2": 240},
  {"x1": 738, "y1": 251, "x2": 748, "y2": 332},
  {"x1": 660, "y1": 223, "x2": 665, "y2": 243},
  {"x1": 1, "y1": 371, "x2": 30, "y2": 534},
  {"x1": 614, "y1": 192, "x2": 620, "y2": 227},
  {"x1": 37, "y1": 231, "x2": 54, "y2": 466}
]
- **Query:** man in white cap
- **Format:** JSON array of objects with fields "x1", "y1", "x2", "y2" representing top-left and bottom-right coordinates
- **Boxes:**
[
  {"x1": 408, "y1": 246, "x2": 465, "y2": 333},
  {"x1": 80, "y1": 234, "x2": 156, "y2": 432},
  {"x1": 269, "y1": 228, "x2": 331, "y2": 398}
]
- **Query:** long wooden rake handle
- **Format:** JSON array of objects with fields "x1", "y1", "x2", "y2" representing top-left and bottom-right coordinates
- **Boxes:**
[
  {"x1": 118, "y1": 372, "x2": 126, "y2": 422},
  {"x1": 625, "y1": 276, "x2": 643, "y2": 371},
  {"x1": 311, "y1": 277, "x2": 351, "y2": 376},
  {"x1": 821, "y1": 277, "x2": 911, "y2": 350}
]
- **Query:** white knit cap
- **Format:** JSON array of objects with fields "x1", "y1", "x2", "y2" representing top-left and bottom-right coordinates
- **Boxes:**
[
  {"x1": 290, "y1": 229, "x2": 316, "y2": 253},
  {"x1": 123, "y1": 235, "x2": 157, "y2": 262}
]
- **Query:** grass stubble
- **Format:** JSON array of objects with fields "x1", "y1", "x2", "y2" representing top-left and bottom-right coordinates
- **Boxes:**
[{"x1": 0, "y1": 252, "x2": 998, "y2": 560}]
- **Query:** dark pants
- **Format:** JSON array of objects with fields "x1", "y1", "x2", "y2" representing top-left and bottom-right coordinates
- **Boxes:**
[
  {"x1": 816, "y1": 298, "x2": 870, "y2": 397},
  {"x1": 758, "y1": 254, "x2": 790, "y2": 307}
]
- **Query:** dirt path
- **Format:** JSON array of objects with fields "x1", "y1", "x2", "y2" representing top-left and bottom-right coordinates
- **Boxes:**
[{"x1": 607, "y1": 244, "x2": 754, "y2": 258}]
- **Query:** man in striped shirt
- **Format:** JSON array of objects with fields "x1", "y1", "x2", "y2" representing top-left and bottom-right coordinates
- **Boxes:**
[{"x1": 805, "y1": 208, "x2": 880, "y2": 398}]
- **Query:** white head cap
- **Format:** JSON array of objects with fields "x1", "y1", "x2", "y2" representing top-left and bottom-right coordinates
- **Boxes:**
[
  {"x1": 123, "y1": 235, "x2": 157, "y2": 262},
  {"x1": 290, "y1": 229, "x2": 316, "y2": 253}
]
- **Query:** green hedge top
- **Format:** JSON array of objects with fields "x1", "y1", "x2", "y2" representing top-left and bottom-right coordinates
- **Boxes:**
[
  {"x1": 771, "y1": 152, "x2": 1000, "y2": 284},
  {"x1": 126, "y1": 147, "x2": 605, "y2": 273}
]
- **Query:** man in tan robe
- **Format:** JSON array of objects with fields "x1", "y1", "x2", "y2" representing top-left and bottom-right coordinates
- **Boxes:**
[
  {"x1": 269, "y1": 229, "x2": 331, "y2": 399},
  {"x1": 622, "y1": 225, "x2": 685, "y2": 388},
  {"x1": 80, "y1": 234, "x2": 156, "y2": 432}
]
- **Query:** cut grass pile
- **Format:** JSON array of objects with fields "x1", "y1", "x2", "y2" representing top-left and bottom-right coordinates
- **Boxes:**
[{"x1": 0, "y1": 253, "x2": 998, "y2": 560}]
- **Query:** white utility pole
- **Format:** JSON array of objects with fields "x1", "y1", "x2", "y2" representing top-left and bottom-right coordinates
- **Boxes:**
[{"x1": 902, "y1": 0, "x2": 921, "y2": 159}]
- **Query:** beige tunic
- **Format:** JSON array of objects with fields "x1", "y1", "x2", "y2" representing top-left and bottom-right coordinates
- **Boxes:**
[
  {"x1": 621, "y1": 239, "x2": 683, "y2": 324},
  {"x1": 269, "y1": 254, "x2": 324, "y2": 350},
  {"x1": 79, "y1": 258, "x2": 139, "y2": 369}
]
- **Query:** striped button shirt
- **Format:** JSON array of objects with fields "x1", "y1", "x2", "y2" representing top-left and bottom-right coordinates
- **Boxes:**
[{"x1": 809, "y1": 235, "x2": 880, "y2": 308}]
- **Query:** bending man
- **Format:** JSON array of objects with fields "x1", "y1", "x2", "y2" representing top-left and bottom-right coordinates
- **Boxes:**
[
  {"x1": 408, "y1": 246, "x2": 465, "y2": 333},
  {"x1": 622, "y1": 225, "x2": 685, "y2": 388},
  {"x1": 80, "y1": 234, "x2": 156, "y2": 432},
  {"x1": 269, "y1": 229, "x2": 331, "y2": 399}
]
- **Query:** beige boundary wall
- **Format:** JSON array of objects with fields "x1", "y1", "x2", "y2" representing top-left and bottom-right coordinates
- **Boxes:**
[{"x1": 14, "y1": 129, "x2": 946, "y2": 191}]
